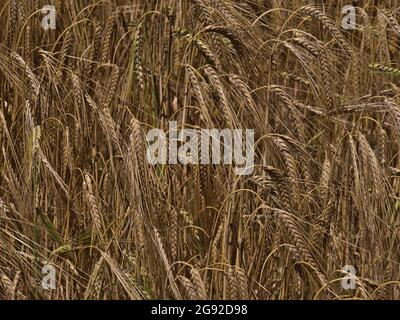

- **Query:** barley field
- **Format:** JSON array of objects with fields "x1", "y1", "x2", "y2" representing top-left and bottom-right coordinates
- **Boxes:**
[{"x1": 1, "y1": 0, "x2": 400, "y2": 300}]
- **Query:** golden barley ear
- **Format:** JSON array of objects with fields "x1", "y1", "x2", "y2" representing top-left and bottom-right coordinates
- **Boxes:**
[
  {"x1": 101, "y1": 8, "x2": 120, "y2": 64},
  {"x1": 299, "y1": 5, "x2": 353, "y2": 56}
]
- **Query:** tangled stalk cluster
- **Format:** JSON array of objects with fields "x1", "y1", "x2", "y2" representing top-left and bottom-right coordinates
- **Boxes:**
[{"x1": 1, "y1": 0, "x2": 400, "y2": 300}]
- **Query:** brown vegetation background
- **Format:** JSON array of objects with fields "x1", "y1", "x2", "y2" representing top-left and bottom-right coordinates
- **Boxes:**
[{"x1": 0, "y1": 0, "x2": 400, "y2": 299}]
